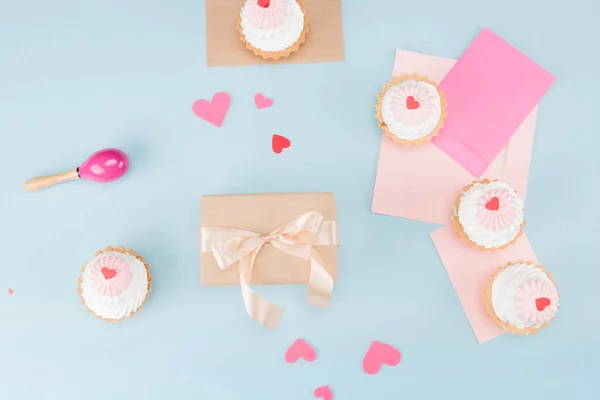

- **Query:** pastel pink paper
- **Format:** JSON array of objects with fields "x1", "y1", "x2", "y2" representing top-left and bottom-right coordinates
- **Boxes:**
[
  {"x1": 371, "y1": 49, "x2": 538, "y2": 225},
  {"x1": 192, "y1": 92, "x2": 231, "y2": 127},
  {"x1": 284, "y1": 339, "x2": 316, "y2": 363},
  {"x1": 78, "y1": 148, "x2": 129, "y2": 183},
  {"x1": 430, "y1": 226, "x2": 538, "y2": 344},
  {"x1": 314, "y1": 386, "x2": 333, "y2": 400},
  {"x1": 432, "y1": 28, "x2": 555, "y2": 176}
]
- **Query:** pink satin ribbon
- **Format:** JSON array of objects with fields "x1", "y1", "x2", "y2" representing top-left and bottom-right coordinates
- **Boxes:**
[{"x1": 200, "y1": 211, "x2": 338, "y2": 329}]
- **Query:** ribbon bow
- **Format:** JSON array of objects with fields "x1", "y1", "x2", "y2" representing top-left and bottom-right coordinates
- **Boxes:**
[{"x1": 200, "y1": 211, "x2": 338, "y2": 329}]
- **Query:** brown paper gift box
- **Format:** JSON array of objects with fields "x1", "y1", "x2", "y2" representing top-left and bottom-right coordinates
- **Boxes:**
[{"x1": 200, "y1": 192, "x2": 338, "y2": 285}]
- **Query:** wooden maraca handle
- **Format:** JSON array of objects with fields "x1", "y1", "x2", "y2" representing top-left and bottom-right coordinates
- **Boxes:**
[{"x1": 24, "y1": 168, "x2": 80, "y2": 192}]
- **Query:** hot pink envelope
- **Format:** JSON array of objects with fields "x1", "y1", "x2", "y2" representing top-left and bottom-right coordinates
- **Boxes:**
[
  {"x1": 371, "y1": 49, "x2": 538, "y2": 225},
  {"x1": 433, "y1": 28, "x2": 555, "y2": 177},
  {"x1": 430, "y1": 226, "x2": 538, "y2": 343}
]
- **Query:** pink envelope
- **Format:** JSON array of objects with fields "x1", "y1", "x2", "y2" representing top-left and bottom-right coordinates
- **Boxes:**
[
  {"x1": 371, "y1": 49, "x2": 538, "y2": 225},
  {"x1": 433, "y1": 28, "x2": 555, "y2": 177},
  {"x1": 430, "y1": 226, "x2": 538, "y2": 343}
]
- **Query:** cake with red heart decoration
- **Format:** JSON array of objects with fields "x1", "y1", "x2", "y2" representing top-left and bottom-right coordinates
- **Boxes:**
[
  {"x1": 485, "y1": 261, "x2": 559, "y2": 335},
  {"x1": 236, "y1": 0, "x2": 308, "y2": 60},
  {"x1": 452, "y1": 179, "x2": 525, "y2": 251},
  {"x1": 78, "y1": 246, "x2": 152, "y2": 321},
  {"x1": 375, "y1": 74, "x2": 447, "y2": 145}
]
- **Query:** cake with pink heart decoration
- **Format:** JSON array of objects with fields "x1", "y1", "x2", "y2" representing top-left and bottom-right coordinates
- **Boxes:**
[
  {"x1": 78, "y1": 246, "x2": 152, "y2": 321},
  {"x1": 236, "y1": 0, "x2": 308, "y2": 60},
  {"x1": 375, "y1": 74, "x2": 448, "y2": 145},
  {"x1": 485, "y1": 261, "x2": 559, "y2": 335},
  {"x1": 452, "y1": 179, "x2": 525, "y2": 251}
]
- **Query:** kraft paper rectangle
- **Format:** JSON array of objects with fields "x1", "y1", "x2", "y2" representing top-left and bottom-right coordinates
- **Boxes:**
[
  {"x1": 371, "y1": 49, "x2": 538, "y2": 225},
  {"x1": 200, "y1": 192, "x2": 338, "y2": 285},
  {"x1": 205, "y1": 0, "x2": 344, "y2": 67},
  {"x1": 432, "y1": 28, "x2": 555, "y2": 176}
]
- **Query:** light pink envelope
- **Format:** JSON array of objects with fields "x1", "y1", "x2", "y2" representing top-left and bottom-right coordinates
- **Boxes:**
[
  {"x1": 430, "y1": 226, "x2": 538, "y2": 343},
  {"x1": 371, "y1": 49, "x2": 538, "y2": 225},
  {"x1": 433, "y1": 28, "x2": 555, "y2": 177}
]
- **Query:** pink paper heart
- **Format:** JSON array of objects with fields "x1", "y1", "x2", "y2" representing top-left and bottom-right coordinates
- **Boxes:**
[
  {"x1": 192, "y1": 92, "x2": 231, "y2": 127},
  {"x1": 254, "y1": 93, "x2": 273, "y2": 109},
  {"x1": 284, "y1": 339, "x2": 316, "y2": 363},
  {"x1": 314, "y1": 385, "x2": 333, "y2": 400},
  {"x1": 362, "y1": 341, "x2": 401, "y2": 375}
]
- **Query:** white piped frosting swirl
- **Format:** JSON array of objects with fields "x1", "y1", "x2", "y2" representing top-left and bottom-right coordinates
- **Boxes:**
[
  {"x1": 80, "y1": 250, "x2": 150, "y2": 321},
  {"x1": 490, "y1": 262, "x2": 559, "y2": 331},
  {"x1": 454, "y1": 180, "x2": 524, "y2": 249},
  {"x1": 239, "y1": 0, "x2": 305, "y2": 53}
]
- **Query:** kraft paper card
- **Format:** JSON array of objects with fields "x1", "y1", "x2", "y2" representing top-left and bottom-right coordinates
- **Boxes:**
[
  {"x1": 372, "y1": 49, "x2": 538, "y2": 225},
  {"x1": 199, "y1": 192, "x2": 338, "y2": 285},
  {"x1": 433, "y1": 28, "x2": 555, "y2": 176},
  {"x1": 205, "y1": 0, "x2": 344, "y2": 67},
  {"x1": 431, "y1": 226, "x2": 538, "y2": 344}
]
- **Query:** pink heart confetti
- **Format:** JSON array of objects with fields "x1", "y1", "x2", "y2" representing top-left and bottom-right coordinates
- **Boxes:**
[
  {"x1": 192, "y1": 92, "x2": 231, "y2": 127},
  {"x1": 284, "y1": 339, "x2": 317, "y2": 363},
  {"x1": 362, "y1": 341, "x2": 401, "y2": 375},
  {"x1": 314, "y1": 385, "x2": 333, "y2": 400},
  {"x1": 8, "y1": 288, "x2": 13, "y2": 295},
  {"x1": 254, "y1": 93, "x2": 273, "y2": 109}
]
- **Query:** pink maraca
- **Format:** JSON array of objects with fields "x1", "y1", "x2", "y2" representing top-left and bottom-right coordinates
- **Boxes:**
[{"x1": 24, "y1": 148, "x2": 129, "y2": 191}]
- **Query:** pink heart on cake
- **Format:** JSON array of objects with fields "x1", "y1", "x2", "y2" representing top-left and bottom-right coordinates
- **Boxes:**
[
  {"x1": 406, "y1": 96, "x2": 420, "y2": 110},
  {"x1": 314, "y1": 385, "x2": 333, "y2": 400},
  {"x1": 254, "y1": 93, "x2": 273, "y2": 109},
  {"x1": 284, "y1": 339, "x2": 316, "y2": 363},
  {"x1": 101, "y1": 267, "x2": 117, "y2": 280},
  {"x1": 362, "y1": 341, "x2": 401, "y2": 375},
  {"x1": 192, "y1": 92, "x2": 231, "y2": 127}
]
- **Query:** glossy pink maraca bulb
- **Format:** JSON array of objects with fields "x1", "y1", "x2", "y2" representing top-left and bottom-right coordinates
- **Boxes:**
[
  {"x1": 24, "y1": 148, "x2": 129, "y2": 191},
  {"x1": 78, "y1": 148, "x2": 129, "y2": 182}
]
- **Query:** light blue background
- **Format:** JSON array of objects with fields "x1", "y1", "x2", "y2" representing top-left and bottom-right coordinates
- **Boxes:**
[{"x1": 1, "y1": 0, "x2": 598, "y2": 398}]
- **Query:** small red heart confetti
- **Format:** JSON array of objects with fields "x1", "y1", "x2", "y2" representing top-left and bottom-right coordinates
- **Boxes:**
[
  {"x1": 485, "y1": 197, "x2": 500, "y2": 211},
  {"x1": 8, "y1": 288, "x2": 13, "y2": 295},
  {"x1": 272, "y1": 134, "x2": 290, "y2": 154},
  {"x1": 362, "y1": 341, "x2": 401, "y2": 375},
  {"x1": 536, "y1": 297, "x2": 551, "y2": 311},
  {"x1": 314, "y1": 385, "x2": 333, "y2": 400},
  {"x1": 254, "y1": 93, "x2": 273, "y2": 109},
  {"x1": 102, "y1": 267, "x2": 117, "y2": 280},
  {"x1": 192, "y1": 92, "x2": 231, "y2": 127},
  {"x1": 284, "y1": 339, "x2": 317, "y2": 363},
  {"x1": 406, "y1": 96, "x2": 420, "y2": 110}
]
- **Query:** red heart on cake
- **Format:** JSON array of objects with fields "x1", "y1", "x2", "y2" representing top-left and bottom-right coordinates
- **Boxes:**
[
  {"x1": 406, "y1": 96, "x2": 420, "y2": 110},
  {"x1": 272, "y1": 134, "x2": 291, "y2": 154},
  {"x1": 101, "y1": 267, "x2": 117, "y2": 280},
  {"x1": 536, "y1": 297, "x2": 551, "y2": 311},
  {"x1": 258, "y1": 0, "x2": 271, "y2": 7},
  {"x1": 485, "y1": 196, "x2": 500, "y2": 211}
]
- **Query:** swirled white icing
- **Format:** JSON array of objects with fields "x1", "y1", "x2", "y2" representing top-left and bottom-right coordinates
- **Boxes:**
[
  {"x1": 240, "y1": 0, "x2": 305, "y2": 53},
  {"x1": 491, "y1": 262, "x2": 559, "y2": 330},
  {"x1": 80, "y1": 251, "x2": 149, "y2": 320},
  {"x1": 381, "y1": 79, "x2": 442, "y2": 141},
  {"x1": 455, "y1": 181, "x2": 524, "y2": 249}
]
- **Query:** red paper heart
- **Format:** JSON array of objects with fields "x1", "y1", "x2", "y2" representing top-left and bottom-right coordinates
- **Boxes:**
[
  {"x1": 258, "y1": 0, "x2": 271, "y2": 7},
  {"x1": 362, "y1": 341, "x2": 401, "y2": 375},
  {"x1": 314, "y1": 385, "x2": 333, "y2": 400},
  {"x1": 101, "y1": 267, "x2": 117, "y2": 280},
  {"x1": 192, "y1": 92, "x2": 231, "y2": 127},
  {"x1": 254, "y1": 93, "x2": 273, "y2": 109},
  {"x1": 485, "y1": 197, "x2": 500, "y2": 211},
  {"x1": 536, "y1": 297, "x2": 551, "y2": 311},
  {"x1": 284, "y1": 339, "x2": 317, "y2": 363},
  {"x1": 272, "y1": 134, "x2": 290, "y2": 154},
  {"x1": 406, "y1": 96, "x2": 420, "y2": 110}
]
